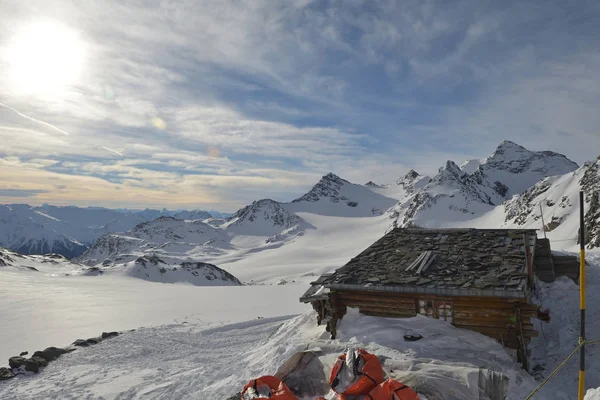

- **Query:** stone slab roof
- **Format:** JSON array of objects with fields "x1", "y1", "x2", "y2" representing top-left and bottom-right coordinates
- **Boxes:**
[{"x1": 302, "y1": 228, "x2": 538, "y2": 301}]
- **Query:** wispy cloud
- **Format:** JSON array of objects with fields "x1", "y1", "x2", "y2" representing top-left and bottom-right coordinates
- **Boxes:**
[{"x1": 0, "y1": 0, "x2": 599, "y2": 210}]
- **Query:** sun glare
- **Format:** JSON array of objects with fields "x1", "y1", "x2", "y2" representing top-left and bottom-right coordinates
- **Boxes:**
[{"x1": 5, "y1": 20, "x2": 85, "y2": 98}]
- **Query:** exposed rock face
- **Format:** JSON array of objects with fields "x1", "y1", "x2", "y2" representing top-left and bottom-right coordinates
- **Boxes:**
[
  {"x1": 292, "y1": 173, "x2": 350, "y2": 203},
  {"x1": 365, "y1": 181, "x2": 386, "y2": 188},
  {"x1": 504, "y1": 179, "x2": 553, "y2": 225},
  {"x1": 396, "y1": 170, "x2": 431, "y2": 195},
  {"x1": 78, "y1": 234, "x2": 143, "y2": 265},
  {"x1": 227, "y1": 199, "x2": 302, "y2": 235},
  {"x1": 0, "y1": 367, "x2": 14, "y2": 380},
  {"x1": 179, "y1": 262, "x2": 242, "y2": 284},
  {"x1": 9, "y1": 356, "x2": 39, "y2": 373},
  {"x1": 32, "y1": 347, "x2": 68, "y2": 361},
  {"x1": 579, "y1": 161, "x2": 600, "y2": 248}
]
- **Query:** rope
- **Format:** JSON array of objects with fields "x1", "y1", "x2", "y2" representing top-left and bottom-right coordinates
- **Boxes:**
[
  {"x1": 525, "y1": 341, "x2": 585, "y2": 400},
  {"x1": 525, "y1": 338, "x2": 600, "y2": 399}
]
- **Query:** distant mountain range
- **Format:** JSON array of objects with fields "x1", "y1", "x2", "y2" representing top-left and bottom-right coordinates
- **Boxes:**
[
  {"x1": 3, "y1": 140, "x2": 600, "y2": 276},
  {"x1": 0, "y1": 205, "x2": 228, "y2": 258}
]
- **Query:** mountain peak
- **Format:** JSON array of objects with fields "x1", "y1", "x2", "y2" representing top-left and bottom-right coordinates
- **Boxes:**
[
  {"x1": 496, "y1": 140, "x2": 526, "y2": 151},
  {"x1": 292, "y1": 173, "x2": 351, "y2": 203}
]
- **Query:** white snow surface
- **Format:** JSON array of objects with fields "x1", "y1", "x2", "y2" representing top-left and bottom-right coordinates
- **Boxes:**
[
  {"x1": 460, "y1": 158, "x2": 484, "y2": 174},
  {"x1": 587, "y1": 387, "x2": 600, "y2": 400}
]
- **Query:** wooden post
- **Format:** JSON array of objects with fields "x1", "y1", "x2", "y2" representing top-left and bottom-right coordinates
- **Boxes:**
[{"x1": 578, "y1": 191, "x2": 586, "y2": 400}]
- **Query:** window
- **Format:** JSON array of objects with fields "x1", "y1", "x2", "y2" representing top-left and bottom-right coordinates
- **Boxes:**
[
  {"x1": 418, "y1": 299, "x2": 454, "y2": 324},
  {"x1": 418, "y1": 300, "x2": 434, "y2": 317},
  {"x1": 437, "y1": 301, "x2": 454, "y2": 323}
]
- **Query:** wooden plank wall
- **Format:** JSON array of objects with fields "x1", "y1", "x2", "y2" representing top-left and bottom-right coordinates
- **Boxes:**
[{"x1": 330, "y1": 290, "x2": 539, "y2": 352}]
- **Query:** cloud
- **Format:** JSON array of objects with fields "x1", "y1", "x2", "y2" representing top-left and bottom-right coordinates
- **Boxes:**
[
  {"x1": 0, "y1": 0, "x2": 599, "y2": 210},
  {"x1": 0, "y1": 188, "x2": 48, "y2": 197}
]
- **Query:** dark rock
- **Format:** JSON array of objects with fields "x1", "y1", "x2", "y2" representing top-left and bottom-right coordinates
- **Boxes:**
[
  {"x1": 33, "y1": 347, "x2": 68, "y2": 361},
  {"x1": 0, "y1": 367, "x2": 14, "y2": 380},
  {"x1": 86, "y1": 337, "x2": 103, "y2": 345},
  {"x1": 9, "y1": 356, "x2": 26, "y2": 369},
  {"x1": 101, "y1": 332, "x2": 119, "y2": 339},
  {"x1": 19, "y1": 351, "x2": 28, "y2": 356},
  {"x1": 9, "y1": 356, "x2": 39, "y2": 373},
  {"x1": 30, "y1": 356, "x2": 49, "y2": 368},
  {"x1": 404, "y1": 334, "x2": 424, "y2": 342},
  {"x1": 73, "y1": 339, "x2": 90, "y2": 347}
]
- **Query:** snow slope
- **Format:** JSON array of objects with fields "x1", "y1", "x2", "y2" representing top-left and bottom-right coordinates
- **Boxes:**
[
  {"x1": 0, "y1": 258, "x2": 307, "y2": 364},
  {"x1": 3, "y1": 253, "x2": 599, "y2": 399}
]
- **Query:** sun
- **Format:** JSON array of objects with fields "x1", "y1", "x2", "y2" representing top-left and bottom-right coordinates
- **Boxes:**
[{"x1": 4, "y1": 20, "x2": 85, "y2": 98}]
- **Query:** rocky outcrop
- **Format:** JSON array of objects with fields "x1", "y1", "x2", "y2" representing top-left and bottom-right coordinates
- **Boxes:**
[
  {"x1": 2, "y1": 332, "x2": 122, "y2": 380},
  {"x1": 0, "y1": 367, "x2": 14, "y2": 380}
]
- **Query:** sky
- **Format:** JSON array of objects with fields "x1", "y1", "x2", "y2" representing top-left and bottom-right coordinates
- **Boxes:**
[{"x1": 0, "y1": 0, "x2": 599, "y2": 212}]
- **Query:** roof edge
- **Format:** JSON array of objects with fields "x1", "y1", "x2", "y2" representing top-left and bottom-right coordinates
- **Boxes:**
[{"x1": 327, "y1": 283, "x2": 528, "y2": 299}]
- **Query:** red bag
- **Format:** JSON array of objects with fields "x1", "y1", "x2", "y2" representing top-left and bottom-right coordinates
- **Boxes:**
[
  {"x1": 329, "y1": 348, "x2": 384, "y2": 395},
  {"x1": 241, "y1": 376, "x2": 298, "y2": 399},
  {"x1": 367, "y1": 379, "x2": 420, "y2": 400}
]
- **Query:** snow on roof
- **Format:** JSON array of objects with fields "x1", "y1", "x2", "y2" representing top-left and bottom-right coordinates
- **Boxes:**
[{"x1": 302, "y1": 228, "x2": 538, "y2": 300}]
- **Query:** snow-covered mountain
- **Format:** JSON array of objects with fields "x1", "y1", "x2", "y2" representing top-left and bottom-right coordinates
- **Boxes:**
[
  {"x1": 494, "y1": 158, "x2": 600, "y2": 248},
  {"x1": 390, "y1": 141, "x2": 579, "y2": 228},
  {"x1": 287, "y1": 173, "x2": 397, "y2": 217},
  {"x1": 0, "y1": 247, "x2": 81, "y2": 272},
  {"x1": 470, "y1": 140, "x2": 579, "y2": 202},
  {"x1": 0, "y1": 205, "x2": 220, "y2": 258},
  {"x1": 365, "y1": 170, "x2": 432, "y2": 201},
  {"x1": 79, "y1": 216, "x2": 231, "y2": 266},
  {"x1": 0, "y1": 246, "x2": 242, "y2": 287},
  {"x1": 0, "y1": 205, "x2": 88, "y2": 258},
  {"x1": 223, "y1": 199, "x2": 309, "y2": 236},
  {"x1": 88, "y1": 255, "x2": 242, "y2": 286}
]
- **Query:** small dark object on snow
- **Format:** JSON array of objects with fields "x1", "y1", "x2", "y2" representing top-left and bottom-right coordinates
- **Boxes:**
[
  {"x1": 226, "y1": 392, "x2": 241, "y2": 400},
  {"x1": 86, "y1": 337, "x2": 103, "y2": 345},
  {"x1": 102, "y1": 332, "x2": 119, "y2": 339},
  {"x1": 9, "y1": 356, "x2": 39, "y2": 373},
  {"x1": 33, "y1": 347, "x2": 68, "y2": 361},
  {"x1": 0, "y1": 367, "x2": 14, "y2": 380},
  {"x1": 73, "y1": 339, "x2": 90, "y2": 347},
  {"x1": 19, "y1": 351, "x2": 28, "y2": 356},
  {"x1": 403, "y1": 334, "x2": 423, "y2": 342}
]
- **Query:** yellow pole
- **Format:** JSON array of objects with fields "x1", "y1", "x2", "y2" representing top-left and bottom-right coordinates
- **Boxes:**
[{"x1": 578, "y1": 191, "x2": 586, "y2": 400}]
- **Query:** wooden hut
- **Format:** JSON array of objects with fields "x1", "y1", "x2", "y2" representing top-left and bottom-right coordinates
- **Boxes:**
[{"x1": 300, "y1": 228, "x2": 552, "y2": 368}]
